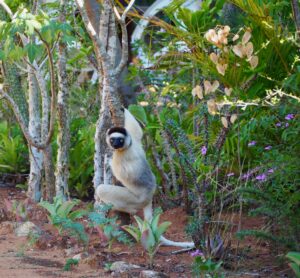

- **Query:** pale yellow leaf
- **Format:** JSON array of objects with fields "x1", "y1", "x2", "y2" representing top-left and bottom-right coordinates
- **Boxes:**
[
  {"x1": 233, "y1": 34, "x2": 239, "y2": 41},
  {"x1": 204, "y1": 80, "x2": 212, "y2": 95},
  {"x1": 205, "y1": 29, "x2": 218, "y2": 44},
  {"x1": 209, "y1": 53, "x2": 218, "y2": 64},
  {"x1": 232, "y1": 44, "x2": 243, "y2": 58},
  {"x1": 249, "y1": 55, "x2": 259, "y2": 68},
  {"x1": 192, "y1": 85, "x2": 203, "y2": 99},
  {"x1": 230, "y1": 114, "x2": 238, "y2": 123},
  {"x1": 196, "y1": 85, "x2": 204, "y2": 99},
  {"x1": 207, "y1": 99, "x2": 217, "y2": 115},
  {"x1": 224, "y1": 87, "x2": 232, "y2": 96},
  {"x1": 242, "y1": 31, "x2": 251, "y2": 44},
  {"x1": 139, "y1": 101, "x2": 149, "y2": 106},
  {"x1": 211, "y1": 80, "x2": 220, "y2": 92},
  {"x1": 245, "y1": 42, "x2": 253, "y2": 58},
  {"x1": 221, "y1": 117, "x2": 228, "y2": 128},
  {"x1": 216, "y1": 64, "x2": 227, "y2": 76},
  {"x1": 223, "y1": 25, "x2": 230, "y2": 34}
]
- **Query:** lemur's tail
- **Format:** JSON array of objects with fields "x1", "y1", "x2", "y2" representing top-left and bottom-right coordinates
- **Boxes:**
[
  {"x1": 143, "y1": 203, "x2": 195, "y2": 249},
  {"x1": 160, "y1": 235, "x2": 195, "y2": 248}
]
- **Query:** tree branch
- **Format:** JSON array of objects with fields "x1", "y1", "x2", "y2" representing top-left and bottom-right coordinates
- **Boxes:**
[
  {"x1": 75, "y1": 0, "x2": 111, "y2": 71},
  {"x1": 35, "y1": 29, "x2": 57, "y2": 147},
  {"x1": 0, "y1": 0, "x2": 12, "y2": 18},
  {"x1": 0, "y1": 88, "x2": 42, "y2": 148},
  {"x1": 291, "y1": 0, "x2": 300, "y2": 35},
  {"x1": 113, "y1": 0, "x2": 135, "y2": 77}
]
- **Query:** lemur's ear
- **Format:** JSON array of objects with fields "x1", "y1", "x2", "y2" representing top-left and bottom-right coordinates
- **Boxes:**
[{"x1": 107, "y1": 127, "x2": 127, "y2": 136}]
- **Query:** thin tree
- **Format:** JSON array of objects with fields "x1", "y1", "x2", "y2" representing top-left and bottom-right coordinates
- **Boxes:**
[
  {"x1": 55, "y1": 0, "x2": 70, "y2": 200},
  {"x1": 0, "y1": 0, "x2": 58, "y2": 201},
  {"x1": 75, "y1": 0, "x2": 135, "y2": 190}
]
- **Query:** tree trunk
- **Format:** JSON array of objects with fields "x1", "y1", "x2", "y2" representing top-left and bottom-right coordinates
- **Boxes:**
[
  {"x1": 27, "y1": 68, "x2": 43, "y2": 202},
  {"x1": 55, "y1": 0, "x2": 70, "y2": 200},
  {"x1": 43, "y1": 145, "x2": 55, "y2": 202}
]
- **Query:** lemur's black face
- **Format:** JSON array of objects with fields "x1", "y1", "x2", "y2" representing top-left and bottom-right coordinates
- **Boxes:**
[
  {"x1": 109, "y1": 135, "x2": 125, "y2": 149},
  {"x1": 106, "y1": 127, "x2": 131, "y2": 151}
]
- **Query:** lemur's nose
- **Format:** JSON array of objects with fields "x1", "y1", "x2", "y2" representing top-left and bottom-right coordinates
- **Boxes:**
[{"x1": 111, "y1": 139, "x2": 123, "y2": 149}]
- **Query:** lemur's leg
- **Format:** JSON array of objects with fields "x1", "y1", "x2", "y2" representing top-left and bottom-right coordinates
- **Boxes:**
[{"x1": 95, "y1": 184, "x2": 151, "y2": 214}]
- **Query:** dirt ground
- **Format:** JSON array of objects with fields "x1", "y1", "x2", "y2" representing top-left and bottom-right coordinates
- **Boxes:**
[{"x1": 0, "y1": 186, "x2": 293, "y2": 277}]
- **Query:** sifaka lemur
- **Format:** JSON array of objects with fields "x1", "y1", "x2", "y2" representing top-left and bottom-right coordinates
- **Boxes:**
[{"x1": 95, "y1": 108, "x2": 194, "y2": 248}]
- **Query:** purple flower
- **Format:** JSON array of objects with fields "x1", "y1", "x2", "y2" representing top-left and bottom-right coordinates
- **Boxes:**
[
  {"x1": 201, "y1": 146, "x2": 207, "y2": 156},
  {"x1": 227, "y1": 172, "x2": 235, "y2": 177},
  {"x1": 191, "y1": 249, "x2": 204, "y2": 257},
  {"x1": 256, "y1": 173, "x2": 267, "y2": 181},
  {"x1": 242, "y1": 173, "x2": 251, "y2": 180},
  {"x1": 248, "y1": 141, "x2": 256, "y2": 147},
  {"x1": 264, "y1": 146, "x2": 272, "y2": 150},
  {"x1": 285, "y1": 122, "x2": 289, "y2": 127},
  {"x1": 275, "y1": 122, "x2": 282, "y2": 127},
  {"x1": 285, "y1": 114, "x2": 294, "y2": 120},
  {"x1": 267, "y1": 169, "x2": 274, "y2": 174}
]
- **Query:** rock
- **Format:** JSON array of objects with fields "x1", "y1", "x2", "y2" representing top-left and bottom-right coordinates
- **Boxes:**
[
  {"x1": 110, "y1": 261, "x2": 140, "y2": 273},
  {"x1": 72, "y1": 252, "x2": 88, "y2": 261},
  {"x1": 0, "y1": 221, "x2": 15, "y2": 235},
  {"x1": 65, "y1": 247, "x2": 82, "y2": 256},
  {"x1": 140, "y1": 270, "x2": 168, "y2": 278},
  {"x1": 15, "y1": 221, "x2": 40, "y2": 237}
]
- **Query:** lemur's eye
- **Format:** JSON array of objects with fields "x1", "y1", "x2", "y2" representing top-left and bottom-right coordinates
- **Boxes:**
[
  {"x1": 119, "y1": 138, "x2": 124, "y2": 143},
  {"x1": 110, "y1": 138, "x2": 114, "y2": 143}
]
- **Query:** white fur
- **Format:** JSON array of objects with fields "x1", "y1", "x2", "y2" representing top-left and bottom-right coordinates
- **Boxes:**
[{"x1": 96, "y1": 108, "x2": 195, "y2": 249}]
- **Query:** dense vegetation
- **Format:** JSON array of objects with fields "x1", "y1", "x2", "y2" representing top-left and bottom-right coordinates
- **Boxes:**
[{"x1": 0, "y1": 0, "x2": 299, "y2": 276}]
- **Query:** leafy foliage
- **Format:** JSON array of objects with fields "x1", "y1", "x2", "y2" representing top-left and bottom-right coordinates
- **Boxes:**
[
  {"x1": 0, "y1": 122, "x2": 28, "y2": 173},
  {"x1": 286, "y1": 252, "x2": 300, "y2": 278},
  {"x1": 63, "y1": 258, "x2": 79, "y2": 271},
  {"x1": 39, "y1": 196, "x2": 88, "y2": 244},
  {"x1": 88, "y1": 204, "x2": 132, "y2": 250},
  {"x1": 123, "y1": 209, "x2": 171, "y2": 267}
]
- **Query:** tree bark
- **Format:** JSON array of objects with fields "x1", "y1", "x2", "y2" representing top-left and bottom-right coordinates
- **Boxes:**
[
  {"x1": 291, "y1": 0, "x2": 300, "y2": 37},
  {"x1": 55, "y1": 0, "x2": 70, "y2": 200},
  {"x1": 75, "y1": 0, "x2": 132, "y2": 197},
  {"x1": 27, "y1": 67, "x2": 43, "y2": 202}
]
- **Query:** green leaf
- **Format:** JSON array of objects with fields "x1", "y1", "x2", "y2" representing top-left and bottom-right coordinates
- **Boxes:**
[
  {"x1": 8, "y1": 45, "x2": 24, "y2": 61},
  {"x1": 155, "y1": 221, "x2": 171, "y2": 241},
  {"x1": 128, "y1": 105, "x2": 148, "y2": 125},
  {"x1": 68, "y1": 209, "x2": 87, "y2": 220},
  {"x1": 141, "y1": 229, "x2": 156, "y2": 251},
  {"x1": 58, "y1": 199, "x2": 80, "y2": 217},
  {"x1": 0, "y1": 50, "x2": 5, "y2": 60},
  {"x1": 134, "y1": 215, "x2": 145, "y2": 231},
  {"x1": 287, "y1": 252, "x2": 300, "y2": 265},
  {"x1": 26, "y1": 19, "x2": 42, "y2": 34},
  {"x1": 39, "y1": 200, "x2": 56, "y2": 216},
  {"x1": 151, "y1": 213, "x2": 160, "y2": 231},
  {"x1": 122, "y1": 225, "x2": 141, "y2": 242},
  {"x1": 25, "y1": 43, "x2": 38, "y2": 63},
  {"x1": 289, "y1": 263, "x2": 300, "y2": 278}
]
